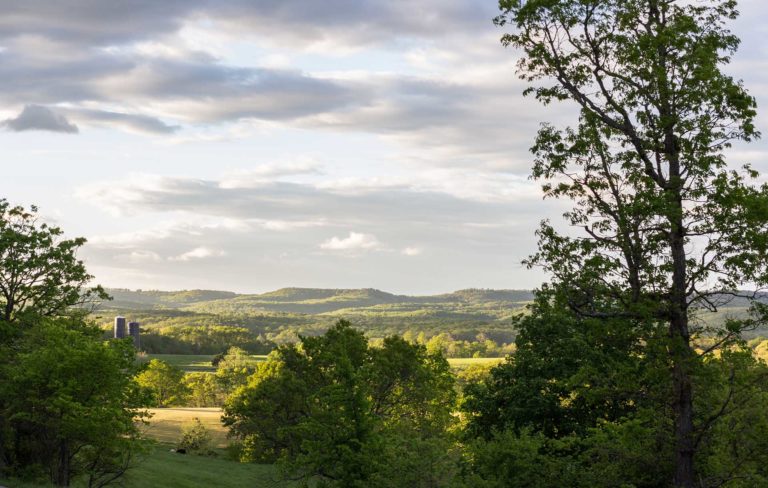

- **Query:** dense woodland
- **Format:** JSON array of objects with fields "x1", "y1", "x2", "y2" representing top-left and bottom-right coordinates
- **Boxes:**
[{"x1": 3, "y1": 1, "x2": 768, "y2": 487}]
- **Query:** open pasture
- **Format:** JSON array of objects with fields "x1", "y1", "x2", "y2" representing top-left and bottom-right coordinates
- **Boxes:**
[
  {"x1": 144, "y1": 408, "x2": 229, "y2": 447},
  {"x1": 143, "y1": 354, "x2": 268, "y2": 373},
  {"x1": 447, "y1": 357, "x2": 505, "y2": 369},
  {"x1": 144, "y1": 353, "x2": 504, "y2": 374}
]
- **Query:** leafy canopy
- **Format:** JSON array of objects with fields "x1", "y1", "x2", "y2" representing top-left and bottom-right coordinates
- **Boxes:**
[{"x1": 223, "y1": 320, "x2": 457, "y2": 487}]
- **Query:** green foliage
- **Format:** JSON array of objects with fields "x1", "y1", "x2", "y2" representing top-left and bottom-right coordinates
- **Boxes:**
[
  {"x1": 139, "y1": 325, "x2": 274, "y2": 355},
  {"x1": 461, "y1": 296, "x2": 768, "y2": 487},
  {"x1": 0, "y1": 318, "x2": 150, "y2": 486},
  {"x1": 693, "y1": 347, "x2": 768, "y2": 486},
  {"x1": 178, "y1": 418, "x2": 213, "y2": 454},
  {"x1": 182, "y1": 373, "x2": 224, "y2": 407},
  {"x1": 463, "y1": 290, "x2": 659, "y2": 440},
  {"x1": 461, "y1": 417, "x2": 673, "y2": 488},
  {"x1": 0, "y1": 200, "x2": 107, "y2": 331},
  {"x1": 136, "y1": 360, "x2": 189, "y2": 407},
  {"x1": 453, "y1": 362, "x2": 496, "y2": 393},
  {"x1": 492, "y1": 1, "x2": 768, "y2": 485},
  {"x1": 214, "y1": 347, "x2": 260, "y2": 395},
  {"x1": 223, "y1": 320, "x2": 457, "y2": 486}
]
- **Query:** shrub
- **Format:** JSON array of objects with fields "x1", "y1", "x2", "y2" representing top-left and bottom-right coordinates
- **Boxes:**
[{"x1": 178, "y1": 418, "x2": 212, "y2": 455}]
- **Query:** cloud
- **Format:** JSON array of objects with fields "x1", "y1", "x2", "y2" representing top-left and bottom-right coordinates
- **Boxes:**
[
  {"x1": 123, "y1": 250, "x2": 162, "y2": 263},
  {"x1": 65, "y1": 108, "x2": 179, "y2": 134},
  {"x1": 75, "y1": 171, "x2": 545, "y2": 226},
  {"x1": 0, "y1": 2, "x2": 561, "y2": 170},
  {"x1": 3, "y1": 105, "x2": 78, "y2": 133},
  {"x1": 75, "y1": 169, "x2": 565, "y2": 293},
  {"x1": 0, "y1": 1, "x2": 495, "y2": 49},
  {"x1": 170, "y1": 246, "x2": 226, "y2": 261},
  {"x1": 220, "y1": 160, "x2": 323, "y2": 188},
  {"x1": 320, "y1": 231, "x2": 380, "y2": 251},
  {"x1": 401, "y1": 246, "x2": 422, "y2": 256},
  {"x1": 0, "y1": 3, "x2": 192, "y2": 46},
  {"x1": 100, "y1": 60, "x2": 367, "y2": 123}
]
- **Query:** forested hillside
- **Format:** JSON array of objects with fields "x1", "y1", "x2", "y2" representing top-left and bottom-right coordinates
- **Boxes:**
[
  {"x1": 91, "y1": 287, "x2": 533, "y2": 355},
  {"x1": 92, "y1": 287, "x2": 768, "y2": 356}
]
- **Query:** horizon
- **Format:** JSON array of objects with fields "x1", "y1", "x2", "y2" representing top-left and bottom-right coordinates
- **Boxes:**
[{"x1": 101, "y1": 284, "x2": 536, "y2": 296}]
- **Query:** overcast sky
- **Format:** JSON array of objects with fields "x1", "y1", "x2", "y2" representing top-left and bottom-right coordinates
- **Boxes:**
[{"x1": 3, "y1": 0, "x2": 768, "y2": 294}]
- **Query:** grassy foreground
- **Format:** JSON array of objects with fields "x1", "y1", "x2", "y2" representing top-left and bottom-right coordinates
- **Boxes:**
[
  {"x1": 121, "y1": 447, "x2": 293, "y2": 488},
  {"x1": 0, "y1": 448, "x2": 289, "y2": 488},
  {"x1": 0, "y1": 407, "x2": 290, "y2": 488}
]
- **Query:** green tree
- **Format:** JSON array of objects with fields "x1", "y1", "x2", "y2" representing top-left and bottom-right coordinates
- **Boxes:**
[
  {"x1": 0, "y1": 200, "x2": 106, "y2": 329},
  {"x1": 223, "y1": 320, "x2": 456, "y2": 487},
  {"x1": 495, "y1": 1, "x2": 768, "y2": 485},
  {"x1": 463, "y1": 290, "x2": 659, "y2": 440},
  {"x1": 1, "y1": 318, "x2": 150, "y2": 486},
  {"x1": 135, "y1": 359, "x2": 188, "y2": 407},
  {"x1": 215, "y1": 346, "x2": 260, "y2": 395},
  {"x1": 0, "y1": 200, "x2": 109, "y2": 476},
  {"x1": 183, "y1": 373, "x2": 224, "y2": 407}
]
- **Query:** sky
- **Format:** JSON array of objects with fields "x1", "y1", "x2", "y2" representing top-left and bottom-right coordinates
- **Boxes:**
[{"x1": 3, "y1": 0, "x2": 768, "y2": 294}]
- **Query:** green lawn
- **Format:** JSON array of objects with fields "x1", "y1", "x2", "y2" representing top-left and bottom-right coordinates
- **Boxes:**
[
  {"x1": 1, "y1": 407, "x2": 287, "y2": 488},
  {"x1": 1, "y1": 447, "x2": 294, "y2": 488},
  {"x1": 143, "y1": 354, "x2": 268, "y2": 373},
  {"x1": 122, "y1": 447, "x2": 294, "y2": 488}
]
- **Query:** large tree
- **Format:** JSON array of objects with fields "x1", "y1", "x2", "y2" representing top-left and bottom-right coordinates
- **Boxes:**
[
  {"x1": 495, "y1": 1, "x2": 768, "y2": 486},
  {"x1": 1, "y1": 318, "x2": 150, "y2": 487},
  {"x1": 0, "y1": 199, "x2": 105, "y2": 329},
  {"x1": 0, "y1": 200, "x2": 109, "y2": 476},
  {"x1": 223, "y1": 320, "x2": 457, "y2": 487}
]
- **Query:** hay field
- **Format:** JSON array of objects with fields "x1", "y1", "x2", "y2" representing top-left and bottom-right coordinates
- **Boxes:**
[{"x1": 144, "y1": 408, "x2": 228, "y2": 448}]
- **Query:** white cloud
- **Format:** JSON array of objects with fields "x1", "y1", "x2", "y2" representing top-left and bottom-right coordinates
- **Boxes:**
[
  {"x1": 170, "y1": 246, "x2": 226, "y2": 261},
  {"x1": 320, "y1": 232, "x2": 380, "y2": 251},
  {"x1": 123, "y1": 250, "x2": 162, "y2": 263},
  {"x1": 254, "y1": 219, "x2": 327, "y2": 231},
  {"x1": 219, "y1": 160, "x2": 323, "y2": 188},
  {"x1": 401, "y1": 246, "x2": 422, "y2": 256}
]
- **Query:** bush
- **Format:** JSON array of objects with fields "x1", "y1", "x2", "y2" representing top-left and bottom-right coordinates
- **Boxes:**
[{"x1": 178, "y1": 418, "x2": 213, "y2": 455}]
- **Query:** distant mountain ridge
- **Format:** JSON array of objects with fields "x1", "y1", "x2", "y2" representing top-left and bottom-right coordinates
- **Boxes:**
[
  {"x1": 94, "y1": 288, "x2": 768, "y2": 352},
  {"x1": 102, "y1": 287, "x2": 536, "y2": 314}
]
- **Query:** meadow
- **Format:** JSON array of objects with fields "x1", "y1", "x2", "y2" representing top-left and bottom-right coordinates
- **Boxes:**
[
  {"x1": 145, "y1": 353, "x2": 504, "y2": 373},
  {"x1": 143, "y1": 407, "x2": 228, "y2": 447},
  {"x1": 143, "y1": 354, "x2": 268, "y2": 373}
]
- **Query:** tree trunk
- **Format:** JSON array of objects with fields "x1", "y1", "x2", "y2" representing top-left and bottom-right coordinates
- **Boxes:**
[
  {"x1": 670, "y1": 211, "x2": 695, "y2": 488},
  {"x1": 672, "y1": 343, "x2": 695, "y2": 488},
  {"x1": 55, "y1": 441, "x2": 70, "y2": 487}
]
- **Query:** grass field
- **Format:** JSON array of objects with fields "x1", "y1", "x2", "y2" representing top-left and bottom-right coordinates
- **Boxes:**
[
  {"x1": 122, "y1": 447, "x2": 294, "y2": 488},
  {"x1": 143, "y1": 354, "x2": 268, "y2": 373},
  {"x1": 144, "y1": 408, "x2": 229, "y2": 447},
  {"x1": 0, "y1": 447, "x2": 293, "y2": 488},
  {"x1": 447, "y1": 357, "x2": 505, "y2": 368},
  {"x1": 130, "y1": 408, "x2": 297, "y2": 488},
  {"x1": 0, "y1": 408, "x2": 291, "y2": 488},
  {"x1": 145, "y1": 353, "x2": 504, "y2": 373}
]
